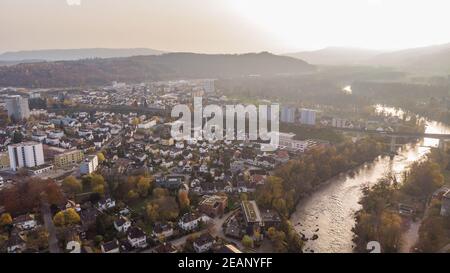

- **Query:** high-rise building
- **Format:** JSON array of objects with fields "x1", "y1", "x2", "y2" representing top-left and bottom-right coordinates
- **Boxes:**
[
  {"x1": 300, "y1": 109, "x2": 316, "y2": 125},
  {"x1": 6, "y1": 95, "x2": 30, "y2": 121},
  {"x1": 202, "y1": 79, "x2": 215, "y2": 93},
  {"x1": 8, "y1": 141, "x2": 45, "y2": 171},
  {"x1": 280, "y1": 106, "x2": 296, "y2": 123}
]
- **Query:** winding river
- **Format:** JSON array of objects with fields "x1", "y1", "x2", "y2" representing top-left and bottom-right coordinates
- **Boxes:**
[{"x1": 290, "y1": 105, "x2": 450, "y2": 253}]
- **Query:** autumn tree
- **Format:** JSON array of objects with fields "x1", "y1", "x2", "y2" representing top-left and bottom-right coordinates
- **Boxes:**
[
  {"x1": 136, "y1": 176, "x2": 152, "y2": 197},
  {"x1": 146, "y1": 203, "x2": 160, "y2": 223},
  {"x1": 53, "y1": 208, "x2": 81, "y2": 227},
  {"x1": 62, "y1": 176, "x2": 82, "y2": 194},
  {"x1": 178, "y1": 191, "x2": 190, "y2": 211},
  {"x1": 0, "y1": 213, "x2": 12, "y2": 227},
  {"x1": 241, "y1": 235, "x2": 254, "y2": 249},
  {"x1": 97, "y1": 152, "x2": 106, "y2": 163}
]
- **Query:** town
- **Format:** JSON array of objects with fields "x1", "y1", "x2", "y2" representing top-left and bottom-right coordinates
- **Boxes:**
[{"x1": 0, "y1": 77, "x2": 449, "y2": 254}]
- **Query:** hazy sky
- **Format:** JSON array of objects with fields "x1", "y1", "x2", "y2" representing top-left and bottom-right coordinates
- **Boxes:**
[{"x1": 1, "y1": 0, "x2": 450, "y2": 54}]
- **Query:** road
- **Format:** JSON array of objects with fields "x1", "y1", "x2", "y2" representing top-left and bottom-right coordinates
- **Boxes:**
[
  {"x1": 141, "y1": 210, "x2": 239, "y2": 253},
  {"x1": 41, "y1": 202, "x2": 61, "y2": 253}
]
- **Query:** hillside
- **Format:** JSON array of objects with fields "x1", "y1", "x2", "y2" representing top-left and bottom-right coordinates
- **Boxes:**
[
  {"x1": 0, "y1": 48, "x2": 165, "y2": 62},
  {"x1": 285, "y1": 47, "x2": 383, "y2": 66},
  {"x1": 367, "y1": 43, "x2": 450, "y2": 74},
  {"x1": 0, "y1": 52, "x2": 315, "y2": 88}
]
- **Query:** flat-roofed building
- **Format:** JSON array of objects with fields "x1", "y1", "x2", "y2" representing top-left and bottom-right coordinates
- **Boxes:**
[
  {"x1": 241, "y1": 200, "x2": 262, "y2": 235},
  {"x1": 199, "y1": 195, "x2": 228, "y2": 217},
  {"x1": 80, "y1": 155, "x2": 99, "y2": 175},
  {"x1": 8, "y1": 141, "x2": 45, "y2": 171},
  {"x1": 6, "y1": 95, "x2": 30, "y2": 121},
  {"x1": 54, "y1": 149, "x2": 84, "y2": 168}
]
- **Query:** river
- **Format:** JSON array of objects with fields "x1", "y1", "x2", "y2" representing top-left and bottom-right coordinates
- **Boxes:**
[{"x1": 290, "y1": 105, "x2": 450, "y2": 253}]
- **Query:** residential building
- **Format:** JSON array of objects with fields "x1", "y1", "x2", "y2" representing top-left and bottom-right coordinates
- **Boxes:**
[
  {"x1": 80, "y1": 155, "x2": 98, "y2": 175},
  {"x1": 178, "y1": 212, "x2": 210, "y2": 231},
  {"x1": 54, "y1": 149, "x2": 84, "y2": 168},
  {"x1": 8, "y1": 142, "x2": 45, "y2": 171},
  {"x1": 101, "y1": 240, "x2": 120, "y2": 253},
  {"x1": 13, "y1": 214, "x2": 37, "y2": 230},
  {"x1": 114, "y1": 216, "x2": 132, "y2": 233},
  {"x1": 6, "y1": 95, "x2": 30, "y2": 120},
  {"x1": 280, "y1": 106, "x2": 296, "y2": 123},
  {"x1": 127, "y1": 227, "x2": 147, "y2": 248},
  {"x1": 193, "y1": 233, "x2": 215, "y2": 253},
  {"x1": 137, "y1": 119, "x2": 156, "y2": 129},
  {"x1": 203, "y1": 79, "x2": 215, "y2": 93},
  {"x1": 199, "y1": 195, "x2": 228, "y2": 217},
  {"x1": 152, "y1": 222, "x2": 174, "y2": 239},
  {"x1": 441, "y1": 191, "x2": 450, "y2": 217},
  {"x1": 241, "y1": 200, "x2": 262, "y2": 235},
  {"x1": 278, "y1": 132, "x2": 310, "y2": 152},
  {"x1": 300, "y1": 108, "x2": 316, "y2": 125}
]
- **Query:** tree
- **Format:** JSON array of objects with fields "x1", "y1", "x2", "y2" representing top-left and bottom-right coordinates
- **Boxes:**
[
  {"x1": 0, "y1": 213, "x2": 12, "y2": 226},
  {"x1": 404, "y1": 161, "x2": 444, "y2": 198},
  {"x1": 241, "y1": 235, "x2": 254, "y2": 249},
  {"x1": 178, "y1": 191, "x2": 190, "y2": 211},
  {"x1": 53, "y1": 211, "x2": 66, "y2": 226},
  {"x1": 146, "y1": 203, "x2": 160, "y2": 223},
  {"x1": 97, "y1": 152, "x2": 106, "y2": 163},
  {"x1": 53, "y1": 208, "x2": 80, "y2": 227},
  {"x1": 92, "y1": 184, "x2": 105, "y2": 196},
  {"x1": 12, "y1": 131, "x2": 23, "y2": 143},
  {"x1": 91, "y1": 174, "x2": 106, "y2": 187},
  {"x1": 62, "y1": 176, "x2": 82, "y2": 194},
  {"x1": 132, "y1": 117, "x2": 140, "y2": 126},
  {"x1": 136, "y1": 176, "x2": 151, "y2": 197},
  {"x1": 153, "y1": 188, "x2": 168, "y2": 199},
  {"x1": 127, "y1": 190, "x2": 139, "y2": 202}
]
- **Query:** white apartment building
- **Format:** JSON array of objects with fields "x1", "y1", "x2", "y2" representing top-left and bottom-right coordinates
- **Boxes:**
[
  {"x1": 8, "y1": 142, "x2": 45, "y2": 171},
  {"x1": 80, "y1": 155, "x2": 99, "y2": 175},
  {"x1": 300, "y1": 109, "x2": 316, "y2": 125},
  {"x1": 6, "y1": 95, "x2": 30, "y2": 121},
  {"x1": 278, "y1": 132, "x2": 310, "y2": 152}
]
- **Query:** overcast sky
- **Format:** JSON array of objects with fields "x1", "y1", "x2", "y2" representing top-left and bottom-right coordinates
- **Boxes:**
[{"x1": 1, "y1": 0, "x2": 450, "y2": 54}]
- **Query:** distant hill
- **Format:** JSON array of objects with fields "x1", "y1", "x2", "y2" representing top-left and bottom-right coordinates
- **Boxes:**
[
  {"x1": 285, "y1": 47, "x2": 383, "y2": 66},
  {"x1": 366, "y1": 43, "x2": 450, "y2": 74},
  {"x1": 0, "y1": 52, "x2": 315, "y2": 88},
  {"x1": 287, "y1": 44, "x2": 450, "y2": 74},
  {"x1": 0, "y1": 48, "x2": 165, "y2": 62}
]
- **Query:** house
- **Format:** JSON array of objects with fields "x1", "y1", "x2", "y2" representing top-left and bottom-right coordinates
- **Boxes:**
[
  {"x1": 441, "y1": 191, "x2": 450, "y2": 217},
  {"x1": 97, "y1": 198, "x2": 116, "y2": 211},
  {"x1": 178, "y1": 212, "x2": 210, "y2": 231},
  {"x1": 101, "y1": 240, "x2": 120, "y2": 253},
  {"x1": 7, "y1": 233, "x2": 26, "y2": 253},
  {"x1": 152, "y1": 222, "x2": 174, "y2": 239},
  {"x1": 13, "y1": 214, "x2": 37, "y2": 230},
  {"x1": 127, "y1": 227, "x2": 147, "y2": 248},
  {"x1": 261, "y1": 209, "x2": 281, "y2": 230},
  {"x1": 193, "y1": 233, "x2": 215, "y2": 253},
  {"x1": 199, "y1": 195, "x2": 228, "y2": 218},
  {"x1": 114, "y1": 216, "x2": 132, "y2": 233}
]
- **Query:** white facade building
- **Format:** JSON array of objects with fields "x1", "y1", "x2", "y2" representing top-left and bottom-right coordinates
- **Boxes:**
[
  {"x1": 8, "y1": 142, "x2": 45, "y2": 171},
  {"x1": 6, "y1": 95, "x2": 30, "y2": 121},
  {"x1": 300, "y1": 109, "x2": 316, "y2": 125},
  {"x1": 80, "y1": 155, "x2": 99, "y2": 175}
]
